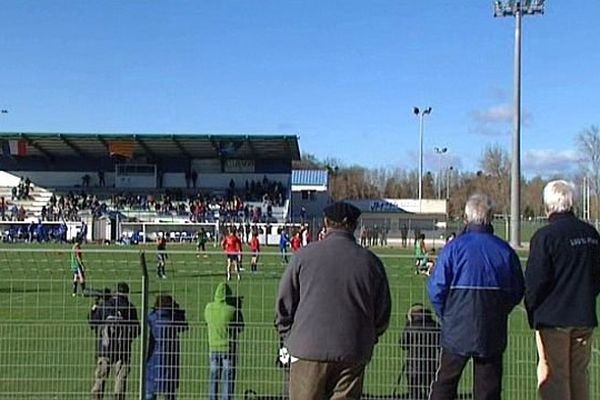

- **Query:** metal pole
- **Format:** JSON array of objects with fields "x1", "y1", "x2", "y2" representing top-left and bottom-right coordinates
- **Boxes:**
[
  {"x1": 510, "y1": 7, "x2": 522, "y2": 248},
  {"x1": 438, "y1": 154, "x2": 442, "y2": 199},
  {"x1": 446, "y1": 167, "x2": 452, "y2": 199},
  {"x1": 418, "y1": 114, "x2": 424, "y2": 212},
  {"x1": 138, "y1": 251, "x2": 149, "y2": 400}
]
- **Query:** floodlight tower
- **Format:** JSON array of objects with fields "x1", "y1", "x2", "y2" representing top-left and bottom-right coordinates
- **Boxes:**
[
  {"x1": 414, "y1": 106, "x2": 432, "y2": 212},
  {"x1": 493, "y1": 0, "x2": 544, "y2": 248},
  {"x1": 434, "y1": 147, "x2": 448, "y2": 199}
]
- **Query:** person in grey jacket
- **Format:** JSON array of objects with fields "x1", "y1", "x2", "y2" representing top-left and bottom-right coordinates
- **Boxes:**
[{"x1": 275, "y1": 201, "x2": 391, "y2": 400}]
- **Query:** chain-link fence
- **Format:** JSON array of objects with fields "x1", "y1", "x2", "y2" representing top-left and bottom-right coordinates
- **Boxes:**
[{"x1": 0, "y1": 247, "x2": 598, "y2": 399}]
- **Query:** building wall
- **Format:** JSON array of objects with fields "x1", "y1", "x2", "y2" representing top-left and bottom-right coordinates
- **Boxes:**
[{"x1": 291, "y1": 190, "x2": 331, "y2": 219}]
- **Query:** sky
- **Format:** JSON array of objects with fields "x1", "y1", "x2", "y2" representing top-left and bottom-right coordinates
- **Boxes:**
[{"x1": 0, "y1": 1, "x2": 599, "y2": 177}]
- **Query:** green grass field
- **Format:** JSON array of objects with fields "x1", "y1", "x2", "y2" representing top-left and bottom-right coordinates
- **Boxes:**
[{"x1": 0, "y1": 243, "x2": 598, "y2": 399}]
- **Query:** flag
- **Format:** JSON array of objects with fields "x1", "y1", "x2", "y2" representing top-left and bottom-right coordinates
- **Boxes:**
[
  {"x1": 108, "y1": 140, "x2": 135, "y2": 159},
  {"x1": 1, "y1": 140, "x2": 27, "y2": 157}
]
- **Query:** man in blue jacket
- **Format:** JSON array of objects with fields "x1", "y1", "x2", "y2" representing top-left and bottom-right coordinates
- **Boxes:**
[{"x1": 428, "y1": 193, "x2": 524, "y2": 400}]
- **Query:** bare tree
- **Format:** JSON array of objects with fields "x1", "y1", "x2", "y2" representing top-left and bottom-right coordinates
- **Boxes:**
[
  {"x1": 576, "y1": 125, "x2": 600, "y2": 219},
  {"x1": 479, "y1": 145, "x2": 511, "y2": 214}
]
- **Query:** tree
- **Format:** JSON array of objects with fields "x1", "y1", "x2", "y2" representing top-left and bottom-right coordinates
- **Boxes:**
[
  {"x1": 576, "y1": 125, "x2": 600, "y2": 219},
  {"x1": 479, "y1": 145, "x2": 511, "y2": 214}
]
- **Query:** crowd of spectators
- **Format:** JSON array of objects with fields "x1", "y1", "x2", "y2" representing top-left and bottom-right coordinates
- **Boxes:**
[
  {"x1": 11, "y1": 177, "x2": 32, "y2": 200},
  {"x1": 3, "y1": 175, "x2": 288, "y2": 224}
]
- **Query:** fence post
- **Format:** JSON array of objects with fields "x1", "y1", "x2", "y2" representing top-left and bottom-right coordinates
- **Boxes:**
[{"x1": 138, "y1": 251, "x2": 149, "y2": 400}]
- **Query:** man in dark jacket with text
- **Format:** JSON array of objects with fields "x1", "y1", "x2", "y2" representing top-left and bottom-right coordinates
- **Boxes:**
[
  {"x1": 276, "y1": 201, "x2": 391, "y2": 400},
  {"x1": 525, "y1": 180, "x2": 600, "y2": 400},
  {"x1": 428, "y1": 193, "x2": 524, "y2": 400}
]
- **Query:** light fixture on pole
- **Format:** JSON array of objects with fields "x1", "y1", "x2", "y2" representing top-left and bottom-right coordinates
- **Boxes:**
[
  {"x1": 434, "y1": 147, "x2": 448, "y2": 199},
  {"x1": 413, "y1": 106, "x2": 432, "y2": 212},
  {"x1": 493, "y1": 0, "x2": 544, "y2": 248}
]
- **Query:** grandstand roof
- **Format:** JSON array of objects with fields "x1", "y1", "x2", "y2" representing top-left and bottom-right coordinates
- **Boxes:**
[
  {"x1": 291, "y1": 169, "x2": 328, "y2": 187},
  {"x1": 0, "y1": 132, "x2": 301, "y2": 161}
]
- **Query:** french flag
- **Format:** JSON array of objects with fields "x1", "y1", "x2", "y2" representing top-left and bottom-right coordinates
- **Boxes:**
[{"x1": 1, "y1": 140, "x2": 28, "y2": 157}]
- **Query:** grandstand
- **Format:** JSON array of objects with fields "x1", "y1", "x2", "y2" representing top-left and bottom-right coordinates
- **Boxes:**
[{"x1": 0, "y1": 133, "x2": 300, "y2": 243}]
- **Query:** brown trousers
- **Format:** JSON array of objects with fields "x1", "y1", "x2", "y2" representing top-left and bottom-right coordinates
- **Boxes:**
[
  {"x1": 535, "y1": 327, "x2": 594, "y2": 400},
  {"x1": 289, "y1": 359, "x2": 365, "y2": 400},
  {"x1": 91, "y1": 357, "x2": 130, "y2": 400}
]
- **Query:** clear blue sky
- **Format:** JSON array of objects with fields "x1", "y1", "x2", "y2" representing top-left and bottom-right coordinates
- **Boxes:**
[{"x1": 0, "y1": 1, "x2": 598, "y2": 177}]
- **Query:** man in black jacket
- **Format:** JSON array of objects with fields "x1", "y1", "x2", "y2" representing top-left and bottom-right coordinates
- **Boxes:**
[
  {"x1": 89, "y1": 282, "x2": 140, "y2": 400},
  {"x1": 525, "y1": 180, "x2": 600, "y2": 400}
]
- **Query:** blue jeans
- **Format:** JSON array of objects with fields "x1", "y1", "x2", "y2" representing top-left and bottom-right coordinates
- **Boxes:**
[{"x1": 209, "y1": 352, "x2": 235, "y2": 400}]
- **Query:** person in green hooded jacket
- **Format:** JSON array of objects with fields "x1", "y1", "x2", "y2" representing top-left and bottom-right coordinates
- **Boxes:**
[{"x1": 204, "y1": 283, "x2": 244, "y2": 400}]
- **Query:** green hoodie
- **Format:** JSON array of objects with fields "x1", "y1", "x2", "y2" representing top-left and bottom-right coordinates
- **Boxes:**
[{"x1": 204, "y1": 283, "x2": 243, "y2": 352}]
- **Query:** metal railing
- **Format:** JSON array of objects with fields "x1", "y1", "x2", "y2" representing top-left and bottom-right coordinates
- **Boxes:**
[{"x1": 0, "y1": 248, "x2": 598, "y2": 399}]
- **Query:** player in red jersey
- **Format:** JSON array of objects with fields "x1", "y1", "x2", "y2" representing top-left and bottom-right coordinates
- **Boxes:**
[
  {"x1": 290, "y1": 231, "x2": 302, "y2": 252},
  {"x1": 249, "y1": 231, "x2": 260, "y2": 273},
  {"x1": 221, "y1": 227, "x2": 242, "y2": 281}
]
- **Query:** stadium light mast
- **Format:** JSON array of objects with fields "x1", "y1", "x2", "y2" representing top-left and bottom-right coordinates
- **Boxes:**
[
  {"x1": 414, "y1": 106, "x2": 432, "y2": 212},
  {"x1": 493, "y1": 0, "x2": 544, "y2": 248},
  {"x1": 434, "y1": 146, "x2": 448, "y2": 199}
]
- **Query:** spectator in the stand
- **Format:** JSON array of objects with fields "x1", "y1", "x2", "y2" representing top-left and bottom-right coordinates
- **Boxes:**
[
  {"x1": 18, "y1": 205, "x2": 26, "y2": 221},
  {"x1": 191, "y1": 170, "x2": 198, "y2": 189},
  {"x1": 98, "y1": 171, "x2": 105, "y2": 187},
  {"x1": 82, "y1": 174, "x2": 90, "y2": 188},
  {"x1": 11, "y1": 186, "x2": 17, "y2": 200},
  {"x1": 184, "y1": 170, "x2": 191, "y2": 189},
  {"x1": 300, "y1": 206, "x2": 306, "y2": 222}
]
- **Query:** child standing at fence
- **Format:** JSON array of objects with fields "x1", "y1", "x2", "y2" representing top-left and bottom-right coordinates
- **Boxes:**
[{"x1": 70, "y1": 237, "x2": 86, "y2": 297}]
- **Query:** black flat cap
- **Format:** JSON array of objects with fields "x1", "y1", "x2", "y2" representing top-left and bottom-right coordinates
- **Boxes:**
[{"x1": 323, "y1": 201, "x2": 361, "y2": 223}]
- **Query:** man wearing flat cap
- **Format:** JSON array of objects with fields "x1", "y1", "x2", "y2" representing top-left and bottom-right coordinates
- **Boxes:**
[{"x1": 276, "y1": 201, "x2": 391, "y2": 399}]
